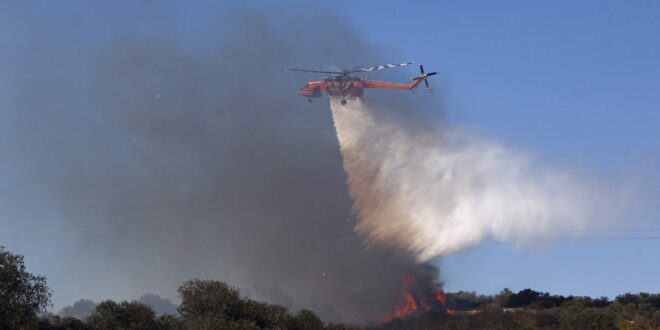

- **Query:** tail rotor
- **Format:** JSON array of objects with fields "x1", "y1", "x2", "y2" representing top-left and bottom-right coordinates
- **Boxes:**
[{"x1": 417, "y1": 64, "x2": 437, "y2": 90}]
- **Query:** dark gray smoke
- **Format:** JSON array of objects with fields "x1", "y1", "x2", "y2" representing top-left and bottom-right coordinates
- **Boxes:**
[
  {"x1": 58, "y1": 300, "x2": 96, "y2": 320},
  {"x1": 58, "y1": 294, "x2": 177, "y2": 319},
  {"x1": 1, "y1": 2, "x2": 441, "y2": 323},
  {"x1": 136, "y1": 294, "x2": 178, "y2": 316}
]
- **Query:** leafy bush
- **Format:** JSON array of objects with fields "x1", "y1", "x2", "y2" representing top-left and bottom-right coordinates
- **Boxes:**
[{"x1": 0, "y1": 246, "x2": 52, "y2": 329}]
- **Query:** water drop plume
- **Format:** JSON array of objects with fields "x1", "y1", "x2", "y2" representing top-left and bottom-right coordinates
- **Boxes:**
[{"x1": 330, "y1": 99, "x2": 594, "y2": 261}]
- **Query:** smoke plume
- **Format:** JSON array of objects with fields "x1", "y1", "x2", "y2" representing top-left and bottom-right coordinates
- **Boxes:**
[
  {"x1": 331, "y1": 99, "x2": 595, "y2": 261},
  {"x1": 3, "y1": 2, "x2": 622, "y2": 324},
  {"x1": 58, "y1": 294, "x2": 176, "y2": 319},
  {"x1": 58, "y1": 300, "x2": 96, "y2": 320},
  {"x1": 1, "y1": 2, "x2": 442, "y2": 324}
]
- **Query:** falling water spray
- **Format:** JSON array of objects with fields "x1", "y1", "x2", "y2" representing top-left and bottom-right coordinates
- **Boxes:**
[{"x1": 330, "y1": 98, "x2": 595, "y2": 261}]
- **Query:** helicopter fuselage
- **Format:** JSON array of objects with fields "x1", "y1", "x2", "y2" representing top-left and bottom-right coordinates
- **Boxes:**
[
  {"x1": 292, "y1": 63, "x2": 437, "y2": 104},
  {"x1": 299, "y1": 75, "x2": 366, "y2": 100}
]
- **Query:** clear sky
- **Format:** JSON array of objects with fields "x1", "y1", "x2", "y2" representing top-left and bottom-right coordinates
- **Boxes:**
[{"x1": 1, "y1": 0, "x2": 658, "y2": 311}]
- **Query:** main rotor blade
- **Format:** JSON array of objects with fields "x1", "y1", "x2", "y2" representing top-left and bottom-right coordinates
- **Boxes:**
[
  {"x1": 288, "y1": 68, "x2": 341, "y2": 74},
  {"x1": 419, "y1": 64, "x2": 425, "y2": 74},
  {"x1": 426, "y1": 72, "x2": 438, "y2": 76},
  {"x1": 350, "y1": 62, "x2": 414, "y2": 73},
  {"x1": 424, "y1": 79, "x2": 430, "y2": 88}
]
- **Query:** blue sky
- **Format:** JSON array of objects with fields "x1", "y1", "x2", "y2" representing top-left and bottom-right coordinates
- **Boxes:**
[
  {"x1": 260, "y1": 0, "x2": 660, "y2": 297},
  {"x1": 1, "y1": 0, "x2": 658, "y2": 311},
  {"x1": 323, "y1": 0, "x2": 660, "y2": 297}
]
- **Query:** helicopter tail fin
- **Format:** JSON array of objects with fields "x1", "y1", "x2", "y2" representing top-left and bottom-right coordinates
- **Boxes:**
[{"x1": 412, "y1": 64, "x2": 438, "y2": 89}]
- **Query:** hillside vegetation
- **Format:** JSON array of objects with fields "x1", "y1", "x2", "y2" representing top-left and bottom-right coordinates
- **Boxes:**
[{"x1": 2, "y1": 246, "x2": 658, "y2": 329}]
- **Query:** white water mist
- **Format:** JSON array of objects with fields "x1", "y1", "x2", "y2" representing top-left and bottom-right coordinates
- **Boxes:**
[{"x1": 330, "y1": 99, "x2": 594, "y2": 261}]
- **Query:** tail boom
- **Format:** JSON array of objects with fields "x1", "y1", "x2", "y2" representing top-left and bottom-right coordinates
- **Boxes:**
[
  {"x1": 363, "y1": 64, "x2": 437, "y2": 91},
  {"x1": 362, "y1": 74, "x2": 435, "y2": 91}
]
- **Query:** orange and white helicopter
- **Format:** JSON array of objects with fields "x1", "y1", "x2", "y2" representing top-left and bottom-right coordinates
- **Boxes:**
[{"x1": 289, "y1": 62, "x2": 437, "y2": 105}]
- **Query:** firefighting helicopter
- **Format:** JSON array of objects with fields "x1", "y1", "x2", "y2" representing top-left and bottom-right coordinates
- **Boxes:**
[{"x1": 289, "y1": 62, "x2": 437, "y2": 105}]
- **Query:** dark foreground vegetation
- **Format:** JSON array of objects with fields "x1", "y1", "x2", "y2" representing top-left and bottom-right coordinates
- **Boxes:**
[
  {"x1": 2, "y1": 246, "x2": 658, "y2": 329},
  {"x1": 384, "y1": 289, "x2": 660, "y2": 330}
]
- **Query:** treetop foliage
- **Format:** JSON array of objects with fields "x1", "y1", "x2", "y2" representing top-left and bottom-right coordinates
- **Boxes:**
[
  {"x1": 0, "y1": 246, "x2": 52, "y2": 329},
  {"x1": 1, "y1": 246, "x2": 658, "y2": 329}
]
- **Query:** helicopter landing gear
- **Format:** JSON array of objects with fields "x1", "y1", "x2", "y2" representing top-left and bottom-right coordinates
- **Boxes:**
[{"x1": 340, "y1": 99, "x2": 347, "y2": 105}]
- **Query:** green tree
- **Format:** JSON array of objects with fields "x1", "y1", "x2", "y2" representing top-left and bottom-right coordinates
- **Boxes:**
[
  {"x1": 535, "y1": 308, "x2": 561, "y2": 329},
  {"x1": 155, "y1": 314, "x2": 182, "y2": 330},
  {"x1": 240, "y1": 299, "x2": 291, "y2": 329},
  {"x1": 177, "y1": 279, "x2": 330, "y2": 329},
  {"x1": 178, "y1": 279, "x2": 243, "y2": 321},
  {"x1": 38, "y1": 315, "x2": 89, "y2": 330},
  {"x1": 560, "y1": 307, "x2": 616, "y2": 330},
  {"x1": 86, "y1": 300, "x2": 158, "y2": 330},
  {"x1": 494, "y1": 288, "x2": 512, "y2": 307},
  {"x1": 652, "y1": 309, "x2": 660, "y2": 329},
  {"x1": 0, "y1": 246, "x2": 52, "y2": 329},
  {"x1": 178, "y1": 279, "x2": 267, "y2": 329},
  {"x1": 505, "y1": 288, "x2": 542, "y2": 308},
  {"x1": 446, "y1": 291, "x2": 480, "y2": 311},
  {"x1": 476, "y1": 303, "x2": 517, "y2": 330},
  {"x1": 287, "y1": 309, "x2": 325, "y2": 330}
]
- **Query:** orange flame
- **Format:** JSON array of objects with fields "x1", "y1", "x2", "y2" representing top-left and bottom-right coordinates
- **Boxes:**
[
  {"x1": 381, "y1": 275, "x2": 454, "y2": 322},
  {"x1": 434, "y1": 291, "x2": 456, "y2": 314},
  {"x1": 390, "y1": 276, "x2": 418, "y2": 320},
  {"x1": 435, "y1": 291, "x2": 446, "y2": 304}
]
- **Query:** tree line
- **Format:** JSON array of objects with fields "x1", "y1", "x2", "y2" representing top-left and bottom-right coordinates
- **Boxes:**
[
  {"x1": 386, "y1": 289, "x2": 660, "y2": 329},
  {"x1": 2, "y1": 246, "x2": 658, "y2": 329}
]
